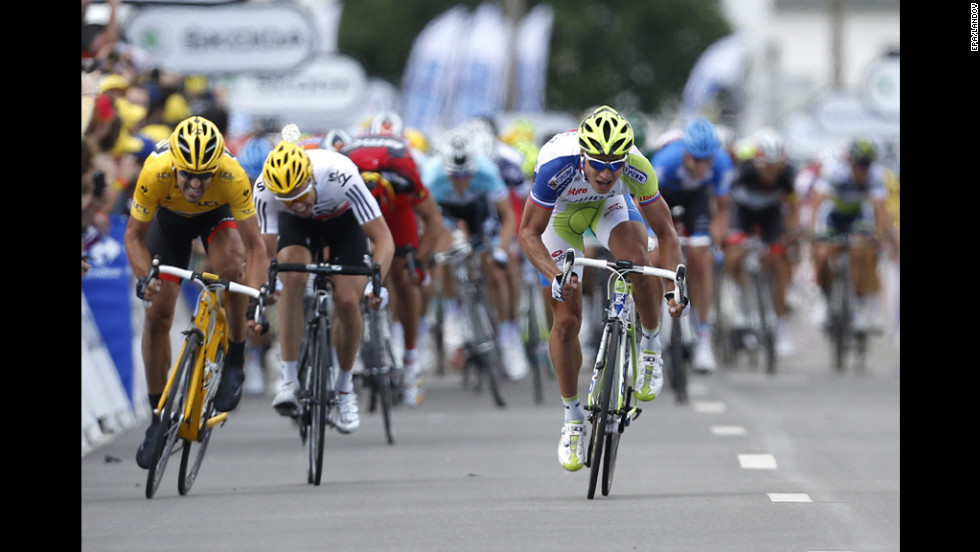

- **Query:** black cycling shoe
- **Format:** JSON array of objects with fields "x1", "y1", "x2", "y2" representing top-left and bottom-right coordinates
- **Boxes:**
[
  {"x1": 135, "y1": 420, "x2": 161, "y2": 469},
  {"x1": 214, "y1": 366, "x2": 245, "y2": 412}
]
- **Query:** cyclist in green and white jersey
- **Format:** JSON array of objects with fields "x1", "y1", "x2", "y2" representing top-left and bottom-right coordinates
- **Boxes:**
[{"x1": 518, "y1": 106, "x2": 686, "y2": 472}]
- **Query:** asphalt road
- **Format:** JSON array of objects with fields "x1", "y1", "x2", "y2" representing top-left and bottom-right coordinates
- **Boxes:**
[{"x1": 82, "y1": 311, "x2": 899, "y2": 552}]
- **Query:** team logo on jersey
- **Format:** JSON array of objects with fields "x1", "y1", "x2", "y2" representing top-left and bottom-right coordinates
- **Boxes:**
[
  {"x1": 330, "y1": 171, "x2": 351, "y2": 187},
  {"x1": 551, "y1": 249, "x2": 564, "y2": 259},
  {"x1": 624, "y1": 165, "x2": 647, "y2": 184},
  {"x1": 548, "y1": 163, "x2": 575, "y2": 190}
]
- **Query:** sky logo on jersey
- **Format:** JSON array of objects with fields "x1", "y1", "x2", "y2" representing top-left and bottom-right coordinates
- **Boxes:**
[
  {"x1": 548, "y1": 163, "x2": 575, "y2": 190},
  {"x1": 624, "y1": 165, "x2": 647, "y2": 184}
]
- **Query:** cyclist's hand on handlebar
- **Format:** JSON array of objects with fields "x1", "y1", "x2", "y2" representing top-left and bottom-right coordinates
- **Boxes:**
[
  {"x1": 551, "y1": 272, "x2": 579, "y2": 302},
  {"x1": 246, "y1": 298, "x2": 270, "y2": 336},
  {"x1": 136, "y1": 275, "x2": 162, "y2": 302},
  {"x1": 664, "y1": 290, "x2": 691, "y2": 319},
  {"x1": 364, "y1": 281, "x2": 389, "y2": 310},
  {"x1": 491, "y1": 246, "x2": 509, "y2": 267},
  {"x1": 415, "y1": 266, "x2": 432, "y2": 287}
]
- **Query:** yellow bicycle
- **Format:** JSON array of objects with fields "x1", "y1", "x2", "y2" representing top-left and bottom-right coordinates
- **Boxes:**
[{"x1": 143, "y1": 256, "x2": 266, "y2": 499}]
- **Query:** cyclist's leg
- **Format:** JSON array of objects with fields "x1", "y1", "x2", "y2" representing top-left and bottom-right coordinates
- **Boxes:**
[
  {"x1": 136, "y1": 211, "x2": 197, "y2": 467},
  {"x1": 598, "y1": 196, "x2": 664, "y2": 399},
  {"x1": 271, "y1": 215, "x2": 316, "y2": 411},
  {"x1": 204, "y1": 210, "x2": 251, "y2": 412}
]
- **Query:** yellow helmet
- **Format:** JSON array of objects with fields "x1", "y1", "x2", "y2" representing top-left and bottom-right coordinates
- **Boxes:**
[
  {"x1": 262, "y1": 140, "x2": 313, "y2": 195},
  {"x1": 361, "y1": 171, "x2": 396, "y2": 216},
  {"x1": 578, "y1": 105, "x2": 634, "y2": 156},
  {"x1": 169, "y1": 116, "x2": 225, "y2": 172},
  {"x1": 404, "y1": 127, "x2": 428, "y2": 154}
]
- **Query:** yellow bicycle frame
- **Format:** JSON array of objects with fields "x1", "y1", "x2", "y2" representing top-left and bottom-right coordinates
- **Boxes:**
[{"x1": 155, "y1": 274, "x2": 230, "y2": 443}]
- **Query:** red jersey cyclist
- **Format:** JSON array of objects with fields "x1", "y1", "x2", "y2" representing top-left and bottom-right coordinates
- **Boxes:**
[
  {"x1": 341, "y1": 126, "x2": 447, "y2": 406},
  {"x1": 125, "y1": 115, "x2": 270, "y2": 469},
  {"x1": 255, "y1": 139, "x2": 394, "y2": 434}
]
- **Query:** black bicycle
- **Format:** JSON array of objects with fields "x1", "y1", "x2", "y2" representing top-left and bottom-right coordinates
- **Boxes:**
[
  {"x1": 824, "y1": 232, "x2": 869, "y2": 373},
  {"x1": 359, "y1": 284, "x2": 400, "y2": 444},
  {"x1": 267, "y1": 254, "x2": 381, "y2": 485},
  {"x1": 433, "y1": 232, "x2": 506, "y2": 408},
  {"x1": 518, "y1": 254, "x2": 551, "y2": 404}
]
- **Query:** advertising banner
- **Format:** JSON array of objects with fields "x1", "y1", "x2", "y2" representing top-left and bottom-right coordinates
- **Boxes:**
[{"x1": 82, "y1": 215, "x2": 136, "y2": 404}]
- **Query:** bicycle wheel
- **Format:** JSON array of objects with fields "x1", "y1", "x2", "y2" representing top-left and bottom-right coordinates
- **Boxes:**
[
  {"x1": 474, "y1": 299, "x2": 506, "y2": 408},
  {"x1": 602, "y1": 328, "x2": 631, "y2": 496},
  {"x1": 308, "y1": 315, "x2": 331, "y2": 486},
  {"x1": 146, "y1": 333, "x2": 198, "y2": 499},
  {"x1": 178, "y1": 344, "x2": 224, "y2": 495},
  {"x1": 520, "y1": 281, "x2": 545, "y2": 404},
  {"x1": 754, "y1": 273, "x2": 777, "y2": 375},
  {"x1": 666, "y1": 321, "x2": 688, "y2": 404},
  {"x1": 829, "y1": 277, "x2": 850, "y2": 373},
  {"x1": 588, "y1": 322, "x2": 619, "y2": 500}
]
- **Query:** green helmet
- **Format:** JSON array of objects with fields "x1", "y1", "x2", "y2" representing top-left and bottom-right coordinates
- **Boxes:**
[{"x1": 578, "y1": 105, "x2": 634, "y2": 156}]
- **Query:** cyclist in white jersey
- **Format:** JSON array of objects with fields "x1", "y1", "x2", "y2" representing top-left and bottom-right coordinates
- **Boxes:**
[
  {"x1": 518, "y1": 106, "x2": 686, "y2": 472},
  {"x1": 254, "y1": 140, "x2": 394, "y2": 434}
]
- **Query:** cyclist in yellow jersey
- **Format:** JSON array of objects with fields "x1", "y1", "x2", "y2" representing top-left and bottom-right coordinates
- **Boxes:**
[{"x1": 125, "y1": 116, "x2": 270, "y2": 469}]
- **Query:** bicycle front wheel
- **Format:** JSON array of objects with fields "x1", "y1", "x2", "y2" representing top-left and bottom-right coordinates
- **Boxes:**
[
  {"x1": 308, "y1": 316, "x2": 331, "y2": 486},
  {"x1": 754, "y1": 273, "x2": 777, "y2": 375},
  {"x1": 471, "y1": 298, "x2": 505, "y2": 408},
  {"x1": 146, "y1": 332, "x2": 198, "y2": 499},
  {"x1": 588, "y1": 322, "x2": 619, "y2": 500},
  {"x1": 602, "y1": 328, "x2": 632, "y2": 496},
  {"x1": 178, "y1": 344, "x2": 224, "y2": 495}
]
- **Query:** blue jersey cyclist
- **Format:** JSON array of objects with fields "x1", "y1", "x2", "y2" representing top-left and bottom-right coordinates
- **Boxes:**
[
  {"x1": 421, "y1": 128, "x2": 528, "y2": 380},
  {"x1": 518, "y1": 105, "x2": 686, "y2": 472},
  {"x1": 649, "y1": 117, "x2": 734, "y2": 373}
]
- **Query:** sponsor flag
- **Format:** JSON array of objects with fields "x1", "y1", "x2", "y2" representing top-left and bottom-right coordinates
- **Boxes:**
[
  {"x1": 449, "y1": 2, "x2": 512, "y2": 127},
  {"x1": 514, "y1": 3, "x2": 554, "y2": 113},
  {"x1": 680, "y1": 33, "x2": 748, "y2": 116}
]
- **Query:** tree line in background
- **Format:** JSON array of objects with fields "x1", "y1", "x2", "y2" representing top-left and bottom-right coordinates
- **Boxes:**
[{"x1": 337, "y1": 0, "x2": 732, "y2": 115}]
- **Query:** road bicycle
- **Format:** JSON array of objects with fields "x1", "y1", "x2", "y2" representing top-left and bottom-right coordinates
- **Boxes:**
[
  {"x1": 267, "y1": 253, "x2": 381, "y2": 485},
  {"x1": 143, "y1": 256, "x2": 266, "y2": 499},
  {"x1": 358, "y1": 283, "x2": 400, "y2": 444},
  {"x1": 518, "y1": 254, "x2": 551, "y2": 404},
  {"x1": 823, "y1": 232, "x2": 873, "y2": 373},
  {"x1": 433, "y1": 232, "x2": 506, "y2": 408},
  {"x1": 563, "y1": 248, "x2": 688, "y2": 499},
  {"x1": 721, "y1": 233, "x2": 779, "y2": 374}
]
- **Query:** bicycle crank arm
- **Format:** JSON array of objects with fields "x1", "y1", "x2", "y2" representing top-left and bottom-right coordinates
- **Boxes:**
[{"x1": 204, "y1": 412, "x2": 228, "y2": 431}]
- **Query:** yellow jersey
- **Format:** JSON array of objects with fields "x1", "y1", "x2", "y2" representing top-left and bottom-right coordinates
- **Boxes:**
[{"x1": 130, "y1": 145, "x2": 256, "y2": 222}]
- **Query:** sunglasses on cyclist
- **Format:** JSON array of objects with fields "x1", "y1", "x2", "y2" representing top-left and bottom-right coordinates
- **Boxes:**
[
  {"x1": 273, "y1": 180, "x2": 314, "y2": 206},
  {"x1": 177, "y1": 169, "x2": 217, "y2": 181},
  {"x1": 582, "y1": 152, "x2": 628, "y2": 173}
]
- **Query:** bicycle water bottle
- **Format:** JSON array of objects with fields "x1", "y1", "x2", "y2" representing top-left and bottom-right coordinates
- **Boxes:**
[{"x1": 612, "y1": 279, "x2": 628, "y2": 317}]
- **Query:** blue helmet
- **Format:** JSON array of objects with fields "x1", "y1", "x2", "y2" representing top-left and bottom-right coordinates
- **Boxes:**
[
  {"x1": 237, "y1": 136, "x2": 273, "y2": 181},
  {"x1": 682, "y1": 117, "x2": 719, "y2": 159}
]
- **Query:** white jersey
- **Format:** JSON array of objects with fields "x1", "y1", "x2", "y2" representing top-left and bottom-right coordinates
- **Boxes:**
[{"x1": 253, "y1": 148, "x2": 383, "y2": 234}]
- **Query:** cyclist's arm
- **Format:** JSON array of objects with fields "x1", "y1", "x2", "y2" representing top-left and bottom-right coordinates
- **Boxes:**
[
  {"x1": 640, "y1": 197, "x2": 683, "y2": 292},
  {"x1": 518, "y1": 199, "x2": 561, "y2": 283},
  {"x1": 493, "y1": 195, "x2": 517, "y2": 249},
  {"x1": 413, "y1": 195, "x2": 445, "y2": 264},
  {"x1": 123, "y1": 215, "x2": 154, "y2": 280},
  {"x1": 236, "y1": 214, "x2": 271, "y2": 291},
  {"x1": 361, "y1": 216, "x2": 395, "y2": 281},
  {"x1": 710, "y1": 193, "x2": 730, "y2": 246}
]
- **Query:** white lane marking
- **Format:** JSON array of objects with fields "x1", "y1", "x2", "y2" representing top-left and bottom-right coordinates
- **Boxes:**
[
  {"x1": 738, "y1": 454, "x2": 777, "y2": 469},
  {"x1": 711, "y1": 425, "x2": 746, "y2": 436},
  {"x1": 768, "y1": 493, "x2": 812, "y2": 502},
  {"x1": 692, "y1": 401, "x2": 726, "y2": 413}
]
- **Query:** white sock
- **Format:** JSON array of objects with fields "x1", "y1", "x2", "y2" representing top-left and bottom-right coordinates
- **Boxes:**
[
  {"x1": 280, "y1": 360, "x2": 298, "y2": 386},
  {"x1": 640, "y1": 325, "x2": 661, "y2": 354},
  {"x1": 562, "y1": 395, "x2": 585, "y2": 424}
]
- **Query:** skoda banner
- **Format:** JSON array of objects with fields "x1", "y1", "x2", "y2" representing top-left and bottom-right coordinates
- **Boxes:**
[
  {"x1": 82, "y1": 215, "x2": 136, "y2": 404},
  {"x1": 124, "y1": 3, "x2": 317, "y2": 75}
]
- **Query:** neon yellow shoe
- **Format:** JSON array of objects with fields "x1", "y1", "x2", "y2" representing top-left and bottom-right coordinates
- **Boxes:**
[
  {"x1": 635, "y1": 350, "x2": 663, "y2": 401},
  {"x1": 558, "y1": 421, "x2": 586, "y2": 471}
]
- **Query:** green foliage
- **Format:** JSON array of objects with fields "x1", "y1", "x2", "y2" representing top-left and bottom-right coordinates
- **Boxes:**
[{"x1": 336, "y1": 0, "x2": 732, "y2": 115}]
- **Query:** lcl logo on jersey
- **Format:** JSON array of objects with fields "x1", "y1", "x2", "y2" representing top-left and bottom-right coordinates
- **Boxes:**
[{"x1": 548, "y1": 164, "x2": 575, "y2": 190}]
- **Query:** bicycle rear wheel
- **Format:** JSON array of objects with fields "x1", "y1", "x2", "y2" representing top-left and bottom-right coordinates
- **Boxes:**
[
  {"x1": 588, "y1": 322, "x2": 619, "y2": 500},
  {"x1": 146, "y1": 333, "x2": 198, "y2": 499},
  {"x1": 178, "y1": 345, "x2": 224, "y2": 495}
]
